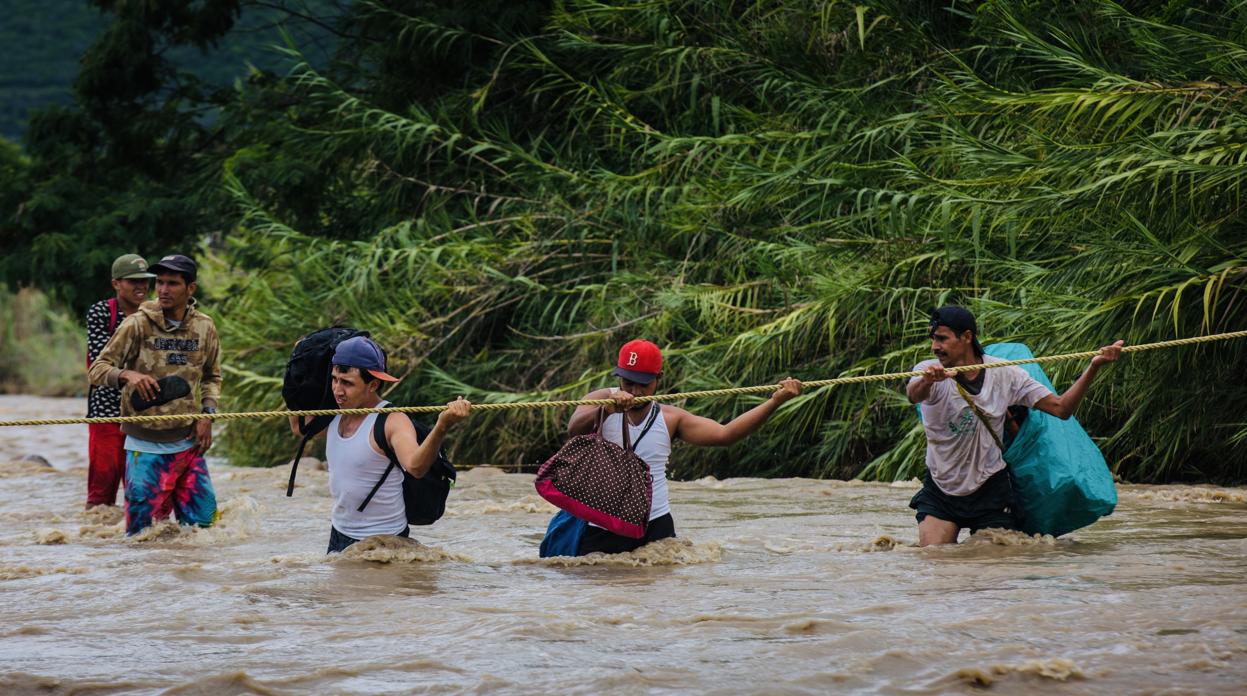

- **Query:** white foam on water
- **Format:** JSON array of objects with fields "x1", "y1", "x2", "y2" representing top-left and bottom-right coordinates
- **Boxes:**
[
  {"x1": 945, "y1": 657, "x2": 1085, "y2": 687},
  {"x1": 127, "y1": 495, "x2": 262, "y2": 545},
  {"x1": 3, "y1": 395, "x2": 1247, "y2": 694},
  {"x1": 331, "y1": 534, "x2": 473, "y2": 564},
  {"x1": 518, "y1": 537, "x2": 723, "y2": 567}
]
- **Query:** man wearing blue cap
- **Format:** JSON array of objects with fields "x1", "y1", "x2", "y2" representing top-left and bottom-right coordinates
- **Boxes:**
[
  {"x1": 288, "y1": 336, "x2": 471, "y2": 552},
  {"x1": 906, "y1": 305, "x2": 1123, "y2": 546}
]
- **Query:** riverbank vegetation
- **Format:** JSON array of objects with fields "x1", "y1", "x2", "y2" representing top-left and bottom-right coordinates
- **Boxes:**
[
  {"x1": 3, "y1": 1, "x2": 1245, "y2": 482},
  {"x1": 0, "y1": 288, "x2": 85, "y2": 397}
]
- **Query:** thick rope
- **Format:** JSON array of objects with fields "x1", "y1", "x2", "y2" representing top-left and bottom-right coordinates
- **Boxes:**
[{"x1": 3, "y1": 329, "x2": 1244, "y2": 428}]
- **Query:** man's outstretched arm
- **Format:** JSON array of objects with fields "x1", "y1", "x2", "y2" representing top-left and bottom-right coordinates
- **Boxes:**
[
  {"x1": 1033, "y1": 340, "x2": 1124, "y2": 420},
  {"x1": 675, "y1": 378, "x2": 802, "y2": 446}
]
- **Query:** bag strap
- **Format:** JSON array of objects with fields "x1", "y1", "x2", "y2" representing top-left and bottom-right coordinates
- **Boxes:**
[
  {"x1": 954, "y1": 380, "x2": 1006, "y2": 454},
  {"x1": 287, "y1": 362, "x2": 339, "y2": 496},
  {"x1": 286, "y1": 432, "x2": 313, "y2": 496},
  {"x1": 359, "y1": 410, "x2": 399, "y2": 512},
  {"x1": 621, "y1": 404, "x2": 633, "y2": 452},
  {"x1": 629, "y1": 403, "x2": 661, "y2": 451},
  {"x1": 107, "y1": 298, "x2": 119, "y2": 334},
  {"x1": 607, "y1": 398, "x2": 660, "y2": 453}
]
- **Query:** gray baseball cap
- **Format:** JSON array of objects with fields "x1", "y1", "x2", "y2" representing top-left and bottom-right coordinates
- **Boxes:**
[{"x1": 111, "y1": 254, "x2": 157, "y2": 280}]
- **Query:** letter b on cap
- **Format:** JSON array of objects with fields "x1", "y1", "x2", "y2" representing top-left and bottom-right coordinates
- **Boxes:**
[{"x1": 627, "y1": 352, "x2": 638, "y2": 366}]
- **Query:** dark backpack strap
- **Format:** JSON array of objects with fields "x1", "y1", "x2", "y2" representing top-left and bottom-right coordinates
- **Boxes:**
[
  {"x1": 286, "y1": 432, "x2": 314, "y2": 497},
  {"x1": 287, "y1": 364, "x2": 337, "y2": 496},
  {"x1": 616, "y1": 402, "x2": 661, "y2": 453},
  {"x1": 107, "y1": 298, "x2": 119, "y2": 334},
  {"x1": 358, "y1": 412, "x2": 399, "y2": 512},
  {"x1": 286, "y1": 414, "x2": 334, "y2": 496}
]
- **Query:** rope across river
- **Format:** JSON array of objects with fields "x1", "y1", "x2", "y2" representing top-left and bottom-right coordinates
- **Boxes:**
[{"x1": 3, "y1": 329, "x2": 1245, "y2": 428}]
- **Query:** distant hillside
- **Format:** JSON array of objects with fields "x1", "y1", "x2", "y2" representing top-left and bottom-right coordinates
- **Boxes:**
[
  {"x1": 0, "y1": 1, "x2": 102, "y2": 141},
  {"x1": 0, "y1": 0, "x2": 341, "y2": 142}
]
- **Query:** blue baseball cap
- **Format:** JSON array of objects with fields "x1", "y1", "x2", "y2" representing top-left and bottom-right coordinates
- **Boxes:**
[{"x1": 332, "y1": 336, "x2": 400, "y2": 382}]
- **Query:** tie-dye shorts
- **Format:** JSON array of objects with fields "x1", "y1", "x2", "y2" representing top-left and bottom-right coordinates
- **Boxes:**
[{"x1": 124, "y1": 448, "x2": 218, "y2": 536}]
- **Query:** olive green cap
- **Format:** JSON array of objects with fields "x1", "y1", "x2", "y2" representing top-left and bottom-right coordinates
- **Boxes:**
[{"x1": 111, "y1": 254, "x2": 157, "y2": 280}]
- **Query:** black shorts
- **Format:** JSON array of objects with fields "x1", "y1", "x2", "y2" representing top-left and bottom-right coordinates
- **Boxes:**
[
  {"x1": 909, "y1": 468, "x2": 1019, "y2": 533},
  {"x1": 327, "y1": 525, "x2": 409, "y2": 554},
  {"x1": 576, "y1": 513, "x2": 676, "y2": 555}
]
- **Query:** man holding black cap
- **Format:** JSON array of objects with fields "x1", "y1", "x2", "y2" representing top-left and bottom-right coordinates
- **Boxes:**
[
  {"x1": 906, "y1": 305, "x2": 1123, "y2": 546},
  {"x1": 88, "y1": 254, "x2": 223, "y2": 535},
  {"x1": 565, "y1": 339, "x2": 802, "y2": 555},
  {"x1": 84, "y1": 254, "x2": 156, "y2": 508},
  {"x1": 287, "y1": 335, "x2": 471, "y2": 553}
]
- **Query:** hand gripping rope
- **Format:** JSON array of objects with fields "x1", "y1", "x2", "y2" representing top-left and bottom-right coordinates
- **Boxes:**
[{"x1": 2, "y1": 329, "x2": 1245, "y2": 428}]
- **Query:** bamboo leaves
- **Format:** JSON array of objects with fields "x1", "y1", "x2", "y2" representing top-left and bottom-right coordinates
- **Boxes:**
[{"x1": 209, "y1": 0, "x2": 1247, "y2": 481}]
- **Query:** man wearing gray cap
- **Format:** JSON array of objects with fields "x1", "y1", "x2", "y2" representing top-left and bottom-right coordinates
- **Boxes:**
[{"x1": 85, "y1": 254, "x2": 156, "y2": 508}]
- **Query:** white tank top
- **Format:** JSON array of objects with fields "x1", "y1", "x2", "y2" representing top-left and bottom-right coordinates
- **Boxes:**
[
  {"x1": 597, "y1": 395, "x2": 672, "y2": 521},
  {"x1": 326, "y1": 401, "x2": 407, "y2": 538}
]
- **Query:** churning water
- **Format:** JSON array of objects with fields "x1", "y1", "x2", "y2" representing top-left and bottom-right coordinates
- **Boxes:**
[{"x1": 1, "y1": 395, "x2": 1245, "y2": 694}]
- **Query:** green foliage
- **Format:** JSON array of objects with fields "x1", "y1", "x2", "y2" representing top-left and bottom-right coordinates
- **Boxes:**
[
  {"x1": 0, "y1": 0, "x2": 343, "y2": 141},
  {"x1": 0, "y1": 287, "x2": 86, "y2": 397},
  {"x1": 0, "y1": 1, "x2": 103, "y2": 142},
  {"x1": 0, "y1": 1, "x2": 344, "y2": 315},
  {"x1": 204, "y1": 0, "x2": 1247, "y2": 482},
  {"x1": 6, "y1": 1, "x2": 1246, "y2": 482}
]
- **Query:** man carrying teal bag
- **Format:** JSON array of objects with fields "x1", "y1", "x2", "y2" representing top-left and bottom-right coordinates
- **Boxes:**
[{"x1": 906, "y1": 306, "x2": 1123, "y2": 546}]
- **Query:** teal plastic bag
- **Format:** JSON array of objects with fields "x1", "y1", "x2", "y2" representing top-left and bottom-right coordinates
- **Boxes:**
[{"x1": 917, "y1": 343, "x2": 1117, "y2": 536}]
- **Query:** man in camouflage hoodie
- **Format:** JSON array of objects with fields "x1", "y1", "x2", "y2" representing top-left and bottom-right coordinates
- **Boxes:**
[{"x1": 87, "y1": 254, "x2": 222, "y2": 535}]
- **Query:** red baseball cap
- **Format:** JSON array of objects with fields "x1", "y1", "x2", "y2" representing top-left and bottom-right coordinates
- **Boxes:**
[{"x1": 612, "y1": 339, "x2": 662, "y2": 384}]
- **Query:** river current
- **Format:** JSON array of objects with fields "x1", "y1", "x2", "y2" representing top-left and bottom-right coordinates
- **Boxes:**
[{"x1": 1, "y1": 395, "x2": 1245, "y2": 694}]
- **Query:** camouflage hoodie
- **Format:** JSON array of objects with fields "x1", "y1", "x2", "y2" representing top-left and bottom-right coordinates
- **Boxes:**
[{"x1": 87, "y1": 298, "x2": 222, "y2": 442}]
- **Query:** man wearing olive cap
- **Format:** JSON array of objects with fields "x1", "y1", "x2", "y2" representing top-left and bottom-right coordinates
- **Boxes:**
[
  {"x1": 84, "y1": 254, "x2": 156, "y2": 508},
  {"x1": 906, "y1": 305, "x2": 1123, "y2": 546}
]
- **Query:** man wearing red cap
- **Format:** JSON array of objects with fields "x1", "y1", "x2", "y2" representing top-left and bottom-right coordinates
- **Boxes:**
[{"x1": 566, "y1": 339, "x2": 801, "y2": 554}]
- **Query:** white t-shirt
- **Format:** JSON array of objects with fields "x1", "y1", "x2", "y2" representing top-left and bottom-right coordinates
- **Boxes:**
[
  {"x1": 910, "y1": 356, "x2": 1051, "y2": 496},
  {"x1": 326, "y1": 401, "x2": 406, "y2": 538}
]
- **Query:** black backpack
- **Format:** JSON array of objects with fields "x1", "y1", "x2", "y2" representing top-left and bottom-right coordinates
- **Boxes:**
[
  {"x1": 358, "y1": 412, "x2": 456, "y2": 525},
  {"x1": 283, "y1": 326, "x2": 369, "y2": 496},
  {"x1": 281, "y1": 327, "x2": 456, "y2": 524}
]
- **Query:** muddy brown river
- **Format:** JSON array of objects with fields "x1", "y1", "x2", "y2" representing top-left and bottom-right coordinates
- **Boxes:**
[{"x1": 1, "y1": 395, "x2": 1245, "y2": 694}]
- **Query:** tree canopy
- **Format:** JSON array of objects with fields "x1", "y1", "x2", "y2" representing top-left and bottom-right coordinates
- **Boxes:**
[{"x1": 4, "y1": 0, "x2": 1246, "y2": 481}]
